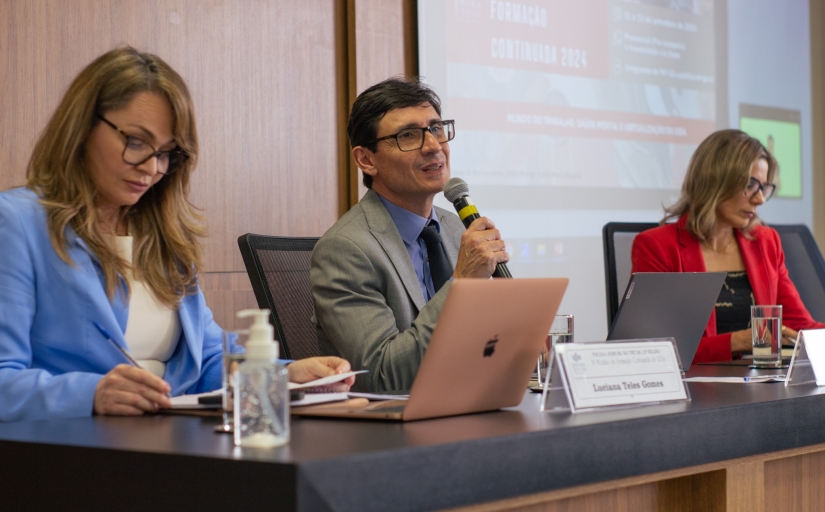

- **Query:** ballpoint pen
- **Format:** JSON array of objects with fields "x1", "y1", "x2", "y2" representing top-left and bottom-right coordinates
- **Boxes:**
[
  {"x1": 93, "y1": 321, "x2": 171, "y2": 399},
  {"x1": 742, "y1": 375, "x2": 786, "y2": 382},
  {"x1": 92, "y1": 320, "x2": 143, "y2": 369}
]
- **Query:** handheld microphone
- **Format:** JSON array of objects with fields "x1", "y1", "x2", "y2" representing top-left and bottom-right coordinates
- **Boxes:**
[{"x1": 443, "y1": 177, "x2": 512, "y2": 278}]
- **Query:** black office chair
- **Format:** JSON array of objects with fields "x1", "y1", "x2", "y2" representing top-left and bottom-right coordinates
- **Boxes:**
[
  {"x1": 237, "y1": 234, "x2": 321, "y2": 360},
  {"x1": 771, "y1": 224, "x2": 825, "y2": 323},
  {"x1": 602, "y1": 222, "x2": 658, "y2": 328}
]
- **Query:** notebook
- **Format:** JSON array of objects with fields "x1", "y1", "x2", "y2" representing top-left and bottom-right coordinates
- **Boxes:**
[
  {"x1": 607, "y1": 272, "x2": 726, "y2": 371},
  {"x1": 292, "y1": 277, "x2": 569, "y2": 421}
]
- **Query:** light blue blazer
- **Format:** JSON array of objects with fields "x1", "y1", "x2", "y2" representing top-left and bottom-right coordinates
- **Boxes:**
[{"x1": 0, "y1": 188, "x2": 225, "y2": 422}]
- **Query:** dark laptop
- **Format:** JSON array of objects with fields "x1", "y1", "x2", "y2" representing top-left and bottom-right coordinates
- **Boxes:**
[{"x1": 607, "y1": 272, "x2": 726, "y2": 371}]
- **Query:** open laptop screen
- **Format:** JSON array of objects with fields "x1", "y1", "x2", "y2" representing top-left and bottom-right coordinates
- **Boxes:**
[{"x1": 607, "y1": 272, "x2": 726, "y2": 371}]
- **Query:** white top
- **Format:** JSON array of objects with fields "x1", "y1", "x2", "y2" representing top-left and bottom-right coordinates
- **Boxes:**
[{"x1": 111, "y1": 236, "x2": 181, "y2": 378}]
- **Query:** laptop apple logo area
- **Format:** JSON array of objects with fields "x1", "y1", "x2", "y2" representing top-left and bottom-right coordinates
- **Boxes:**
[
  {"x1": 292, "y1": 278, "x2": 570, "y2": 421},
  {"x1": 483, "y1": 335, "x2": 499, "y2": 357}
]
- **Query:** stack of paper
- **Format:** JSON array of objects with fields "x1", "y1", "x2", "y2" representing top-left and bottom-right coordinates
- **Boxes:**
[{"x1": 170, "y1": 370, "x2": 369, "y2": 409}]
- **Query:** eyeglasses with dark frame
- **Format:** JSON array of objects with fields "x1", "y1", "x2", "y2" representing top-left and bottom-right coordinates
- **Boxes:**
[
  {"x1": 370, "y1": 120, "x2": 455, "y2": 152},
  {"x1": 97, "y1": 115, "x2": 189, "y2": 175},
  {"x1": 745, "y1": 176, "x2": 776, "y2": 202}
]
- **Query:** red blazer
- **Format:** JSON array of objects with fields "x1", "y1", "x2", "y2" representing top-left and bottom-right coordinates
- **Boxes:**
[{"x1": 631, "y1": 215, "x2": 825, "y2": 364}]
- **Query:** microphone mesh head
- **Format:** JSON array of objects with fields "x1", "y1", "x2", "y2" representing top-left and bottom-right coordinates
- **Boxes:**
[{"x1": 444, "y1": 178, "x2": 470, "y2": 203}]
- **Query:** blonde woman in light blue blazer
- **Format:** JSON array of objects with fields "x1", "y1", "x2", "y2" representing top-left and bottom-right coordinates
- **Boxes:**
[{"x1": 0, "y1": 48, "x2": 353, "y2": 422}]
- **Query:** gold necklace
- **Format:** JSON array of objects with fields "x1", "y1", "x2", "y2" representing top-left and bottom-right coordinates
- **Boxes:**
[{"x1": 705, "y1": 235, "x2": 735, "y2": 254}]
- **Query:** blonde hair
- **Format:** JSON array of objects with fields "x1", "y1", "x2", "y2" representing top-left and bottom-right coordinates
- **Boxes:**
[
  {"x1": 26, "y1": 47, "x2": 205, "y2": 308},
  {"x1": 664, "y1": 129, "x2": 777, "y2": 242}
]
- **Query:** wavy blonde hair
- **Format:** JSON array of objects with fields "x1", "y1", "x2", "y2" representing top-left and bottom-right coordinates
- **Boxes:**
[
  {"x1": 26, "y1": 47, "x2": 205, "y2": 308},
  {"x1": 664, "y1": 129, "x2": 777, "y2": 241}
]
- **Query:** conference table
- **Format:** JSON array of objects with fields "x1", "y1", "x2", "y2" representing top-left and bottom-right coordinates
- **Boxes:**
[{"x1": 2, "y1": 364, "x2": 825, "y2": 511}]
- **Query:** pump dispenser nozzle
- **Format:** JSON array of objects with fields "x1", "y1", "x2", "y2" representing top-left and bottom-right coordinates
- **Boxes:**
[{"x1": 237, "y1": 309, "x2": 278, "y2": 361}]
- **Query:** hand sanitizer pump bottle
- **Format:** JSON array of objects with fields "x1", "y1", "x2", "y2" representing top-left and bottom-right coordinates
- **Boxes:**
[{"x1": 233, "y1": 309, "x2": 289, "y2": 448}]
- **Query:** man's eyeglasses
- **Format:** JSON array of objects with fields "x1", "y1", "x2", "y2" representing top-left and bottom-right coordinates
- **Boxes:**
[
  {"x1": 97, "y1": 116, "x2": 189, "y2": 175},
  {"x1": 371, "y1": 120, "x2": 455, "y2": 152},
  {"x1": 745, "y1": 177, "x2": 776, "y2": 202}
]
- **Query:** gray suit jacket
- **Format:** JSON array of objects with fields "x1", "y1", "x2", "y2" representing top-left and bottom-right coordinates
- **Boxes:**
[{"x1": 310, "y1": 189, "x2": 464, "y2": 392}]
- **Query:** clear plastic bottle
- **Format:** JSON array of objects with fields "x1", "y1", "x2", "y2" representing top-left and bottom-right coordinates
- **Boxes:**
[{"x1": 233, "y1": 309, "x2": 289, "y2": 448}]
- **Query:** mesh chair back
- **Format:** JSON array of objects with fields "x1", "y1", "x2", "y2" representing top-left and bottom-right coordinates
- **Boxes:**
[
  {"x1": 602, "y1": 222, "x2": 825, "y2": 327},
  {"x1": 771, "y1": 224, "x2": 825, "y2": 323},
  {"x1": 238, "y1": 234, "x2": 320, "y2": 360},
  {"x1": 602, "y1": 222, "x2": 658, "y2": 328}
]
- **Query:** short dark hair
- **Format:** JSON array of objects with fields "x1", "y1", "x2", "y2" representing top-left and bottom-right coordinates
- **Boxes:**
[{"x1": 347, "y1": 76, "x2": 442, "y2": 188}]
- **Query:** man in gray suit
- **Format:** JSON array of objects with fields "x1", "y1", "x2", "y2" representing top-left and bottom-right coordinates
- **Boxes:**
[{"x1": 310, "y1": 78, "x2": 509, "y2": 392}]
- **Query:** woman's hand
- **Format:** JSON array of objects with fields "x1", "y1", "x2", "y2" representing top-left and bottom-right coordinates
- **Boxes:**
[
  {"x1": 287, "y1": 357, "x2": 355, "y2": 392},
  {"x1": 93, "y1": 364, "x2": 172, "y2": 415},
  {"x1": 730, "y1": 329, "x2": 753, "y2": 353},
  {"x1": 782, "y1": 327, "x2": 799, "y2": 346}
]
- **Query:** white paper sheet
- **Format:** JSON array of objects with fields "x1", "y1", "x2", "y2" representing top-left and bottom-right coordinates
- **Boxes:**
[
  {"x1": 684, "y1": 375, "x2": 786, "y2": 383},
  {"x1": 288, "y1": 370, "x2": 368, "y2": 390},
  {"x1": 347, "y1": 392, "x2": 409, "y2": 401},
  {"x1": 291, "y1": 392, "x2": 350, "y2": 407}
]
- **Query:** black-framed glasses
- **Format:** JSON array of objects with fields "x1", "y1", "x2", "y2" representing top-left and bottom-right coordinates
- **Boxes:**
[
  {"x1": 97, "y1": 115, "x2": 189, "y2": 175},
  {"x1": 371, "y1": 120, "x2": 455, "y2": 152},
  {"x1": 745, "y1": 176, "x2": 776, "y2": 202}
]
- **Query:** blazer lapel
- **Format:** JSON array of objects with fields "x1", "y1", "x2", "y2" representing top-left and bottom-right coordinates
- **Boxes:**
[
  {"x1": 68, "y1": 228, "x2": 130, "y2": 332},
  {"x1": 437, "y1": 208, "x2": 460, "y2": 267},
  {"x1": 738, "y1": 230, "x2": 772, "y2": 304},
  {"x1": 361, "y1": 190, "x2": 427, "y2": 310},
  {"x1": 62, "y1": 230, "x2": 134, "y2": 365},
  {"x1": 676, "y1": 218, "x2": 707, "y2": 272},
  {"x1": 676, "y1": 216, "x2": 716, "y2": 336},
  {"x1": 166, "y1": 294, "x2": 201, "y2": 392}
]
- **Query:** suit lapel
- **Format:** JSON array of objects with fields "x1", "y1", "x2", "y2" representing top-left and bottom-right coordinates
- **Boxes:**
[
  {"x1": 738, "y1": 230, "x2": 772, "y2": 304},
  {"x1": 436, "y1": 208, "x2": 460, "y2": 267},
  {"x1": 676, "y1": 216, "x2": 716, "y2": 336},
  {"x1": 361, "y1": 190, "x2": 427, "y2": 310},
  {"x1": 68, "y1": 229, "x2": 130, "y2": 333},
  {"x1": 676, "y1": 220, "x2": 707, "y2": 272}
]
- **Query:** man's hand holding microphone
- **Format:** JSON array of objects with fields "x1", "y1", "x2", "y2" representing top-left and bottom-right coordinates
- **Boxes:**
[{"x1": 445, "y1": 178, "x2": 512, "y2": 279}]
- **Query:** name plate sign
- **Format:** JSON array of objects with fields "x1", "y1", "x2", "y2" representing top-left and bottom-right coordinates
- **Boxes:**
[
  {"x1": 788, "y1": 329, "x2": 825, "y2": 386},
  {"x1": 555, "y1": 341, "x2": 687, "y2": 412}
]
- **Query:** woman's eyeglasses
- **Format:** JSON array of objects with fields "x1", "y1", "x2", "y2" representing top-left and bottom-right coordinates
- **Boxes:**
[
  {"x1": 97, "y1": 116, "x2": 189, "y2": 175},
  {"x1": 745, "y1": 177, "x2": 776, "y2": 202}
]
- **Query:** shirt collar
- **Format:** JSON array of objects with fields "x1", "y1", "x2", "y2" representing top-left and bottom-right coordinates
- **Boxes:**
[{"x1": 377, "y1": 194, "x2": 440, "y2": 246}]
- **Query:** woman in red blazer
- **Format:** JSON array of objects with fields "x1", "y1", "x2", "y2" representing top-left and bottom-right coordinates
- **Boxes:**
[{"x1": 632, "y1": 130, "x2": 824, "y2": 364}]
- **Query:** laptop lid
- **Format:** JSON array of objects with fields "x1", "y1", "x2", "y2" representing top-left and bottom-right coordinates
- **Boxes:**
[
  {"x1": 606, "y1": 272, "x2": 725, "y2": 371},
  {"x1": 293, "y1": 277, "x2": 568, "y2": 421},
  {"x1": 402, "y1": 277, "x2": 568, "y2": 420}
]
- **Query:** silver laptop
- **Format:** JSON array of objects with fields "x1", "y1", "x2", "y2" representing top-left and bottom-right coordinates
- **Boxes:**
[
  {"x1": 293, "y1": 277, "x2": 569, "y2": 421},
  {"x1": 607, "y1": 272, "x2": 726, "y2": 371}
]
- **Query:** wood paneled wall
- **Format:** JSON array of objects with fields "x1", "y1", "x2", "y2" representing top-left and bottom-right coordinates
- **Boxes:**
[
  {"x1": 0, "y1": 0, "x2": 417, "y2": 330},
  {"x1": 347, "y1": 0, "x2": 418, "y2": 203},
  {"x1": 1, "y1": 1, "x2": 347, "y2": 264}
]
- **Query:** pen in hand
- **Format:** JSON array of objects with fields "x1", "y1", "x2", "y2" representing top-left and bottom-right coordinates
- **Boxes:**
[
  {"x1": 93, "y1": 321, "x2": 171, "y2": 400},
  {"x1": 93, "y1": 321, "x2": 143, "y2": 369}
]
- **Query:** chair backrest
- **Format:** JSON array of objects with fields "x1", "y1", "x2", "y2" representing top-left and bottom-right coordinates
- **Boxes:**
[
  {"x1": 237, "y1": 234, "x2": 320, "y2": 360},
  {"x1": 771, "y1": 224, "x2": 825, "y2": 323},
  {"x1": 602, "y1": 222, "x2": 658, "y2": 328},
  {"x1": 602, "y1": 222, "x2": 825, "y2": 328}
]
